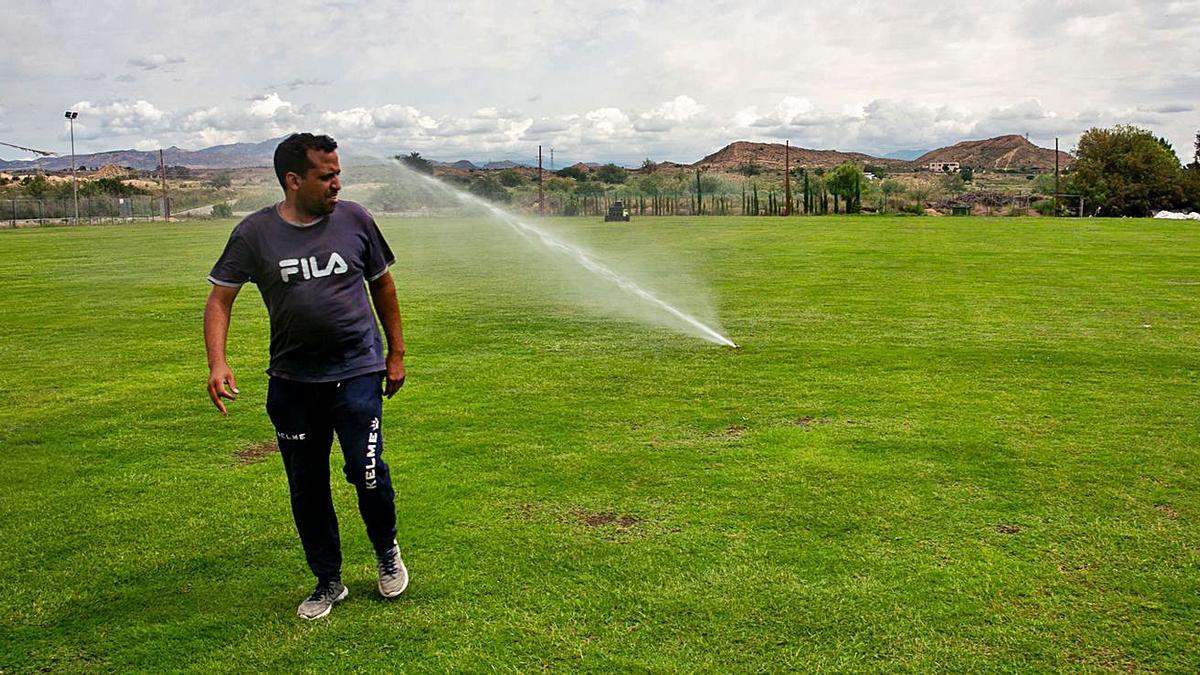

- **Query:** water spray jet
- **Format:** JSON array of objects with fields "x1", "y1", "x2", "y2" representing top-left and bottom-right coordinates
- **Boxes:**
[{"x1": 392, "y1": 162, "x2": 737, "y2": 348}]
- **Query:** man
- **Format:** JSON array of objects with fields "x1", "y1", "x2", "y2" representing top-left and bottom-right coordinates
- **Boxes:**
[{"x1": 204, "y1": 133, "x2": 408, "y2": 620}]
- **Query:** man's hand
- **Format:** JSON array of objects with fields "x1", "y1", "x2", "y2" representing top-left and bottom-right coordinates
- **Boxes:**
[
  {"x1": 208, "y1": 363, "x2": 239, "y2": 415},
  {"x1": 384, "y1": 351, "x2": 406, "y2": 398}
]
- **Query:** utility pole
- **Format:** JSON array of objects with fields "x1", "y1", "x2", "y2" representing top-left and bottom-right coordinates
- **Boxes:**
[
  {"x1": 783, "y1": 140, "x2": 791, "y2": 216},
  {"x1": 537, "y1": 145, "x2": 544, "y2": 216},
  {"x1": 550, "y1": 148, "x2": 554, "y2": 171},
  {"x1": 64, "y1": 111, "x2": 79, "y2": 223},
  {"x1": 158, "y1": 149, "x2": 171, "y2": 221},
  {"x1": 1054, "y1": 137, "x2": 1060, "y2": 218}
]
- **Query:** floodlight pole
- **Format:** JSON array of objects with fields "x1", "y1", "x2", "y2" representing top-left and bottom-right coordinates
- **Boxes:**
[
  {"x1": 783, "y1": 140, "x2": 791, "y2": 216},
  {"x1": 159, "y1": 149, "x2": 171, "y2": 221},
  {"x1": 1054, "y1": 137, "x2": 1060, "y2": 218},
  {"x1": 65, "y1": 111, "x2": 79, "y2": 223}
]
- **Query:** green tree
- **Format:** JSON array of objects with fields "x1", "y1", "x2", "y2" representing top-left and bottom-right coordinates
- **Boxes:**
[
  {"x1": 469, "y1": 175, "x2": 510, "y2": 202},
  {"x1": 635, "y1": 173, "x2": 665, "y2": 196},
  {"x1": 208, "y1": 172, "x2": 233, "y2": 188},
  {"x1": 24, "y1": 175, "x2": 50, "y2": 199},
  {"x1": 1183, "y1": 166, "x2": 1200, "y2": 211},
  {"x1": 940, "y1": 172, "x2": 966, "y2": 196},
  {"x1": 1031, "y1": 173, "x2": 1058, "y2": 196},
  {"x1": 1184, "y1": 131, "x2": 1200, "y2": 209},
  {"x1": 575, "y1": 181, "x2": 605, "y2": 197},
  {"x1": 698, "y1": 174, "x2": 723, "y2": 195},
  {"x1": 960, "y1": 167, "x2": 974, "y2": 183},
  {"x1": 880, "y1": 179, "x2": 905, "y2": 211},
  {"x1": 397, "y1": 151, "x2": 433, "y2": 175},
  {"x1": 556, "y1": 166, "x2": 586, "y2": 181},
  {"x1": 545, "y1": 177, "x2": 575, "y2": 193},
  {"x1": 497, "y1": 168, "x2": 524, "y2": 187},
  {"x1": 594, "y1": 164, "x2": 627, "y2": 184},
  {"x1": 908, "y1": 182, "x2": 934, "y2": 210},
  {"x1": 640, "y1": 158, "x2": 657, "y2": 172},
  {"x1": 95, "y1": 177, "x2": 138, "y2": 196},
  {"x1": 211, "y1": 202, "x2": 233, "y2": 218},
  {"x1": 1071, "y1": 124, "x2": 1185, "y2": 216},
  {"x1": 827, "y1": 163, "x2": 865, "y2": 213}
]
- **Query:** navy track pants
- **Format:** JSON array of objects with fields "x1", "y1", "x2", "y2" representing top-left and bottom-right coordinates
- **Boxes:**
[{"x1": 266, "y1": 372, "x2": 397, "y2": 582}]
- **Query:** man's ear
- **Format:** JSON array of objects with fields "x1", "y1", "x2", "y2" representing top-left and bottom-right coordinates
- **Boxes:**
[{"x1": 285, "y1": 171, "x2": 301, "y2": 192}]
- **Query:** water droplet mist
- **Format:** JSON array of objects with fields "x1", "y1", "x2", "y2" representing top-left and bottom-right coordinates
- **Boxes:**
[{"x1": 386, "y1": 162, "x2": 736, "y2": 348}]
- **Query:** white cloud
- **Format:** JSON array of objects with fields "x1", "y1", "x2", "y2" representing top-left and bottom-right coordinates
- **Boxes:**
[
  {"x1": 3, "y1": 1, "x2": 1196, "y2": 160},
  {"x1": 634, "y1": 95, "x2": 706, "y2": 132},
  {"x1": 247, "y1": 93, "x2": 293, "y2": 118}
]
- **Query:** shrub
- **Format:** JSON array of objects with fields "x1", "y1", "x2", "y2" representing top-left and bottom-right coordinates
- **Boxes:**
[
  {"x1": 556, "y1": 166, "x2": 586, "y2": 181},
  {"x1": 211, "y1": 202, "x2": 233, "y2": 218},
  {"x1": 594, "y1": 164, "x2": 627, "y2": 184},
  {"x1": 469, "y1": 175, "x2": 511, "y2": 203},
  {"x1": 497, "y1": 169, "x2": 524, "y2": 187}
]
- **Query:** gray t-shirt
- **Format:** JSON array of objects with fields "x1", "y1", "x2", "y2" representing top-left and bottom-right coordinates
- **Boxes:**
[{"x1": 208, "y1": 200, "x2": 395, "y2": 382}]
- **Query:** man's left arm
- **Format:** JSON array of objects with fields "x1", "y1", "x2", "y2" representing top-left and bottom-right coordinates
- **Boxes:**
[{"x1": 368, "y1": 271, "x2": 406, "y2": 398}]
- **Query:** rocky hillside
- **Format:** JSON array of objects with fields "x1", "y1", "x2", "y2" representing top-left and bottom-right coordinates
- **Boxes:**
[
  {"x1": 914, "y1": 135, "x2": 1073, "y2": 171},
  {"x1": 694, "y1": 141, "x2": 910, "y2": 171}
]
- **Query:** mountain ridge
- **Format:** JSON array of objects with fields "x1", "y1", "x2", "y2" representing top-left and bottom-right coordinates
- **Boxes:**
[{"x1": 1, "y1": 134, "x2": 1073, "y2": 173}]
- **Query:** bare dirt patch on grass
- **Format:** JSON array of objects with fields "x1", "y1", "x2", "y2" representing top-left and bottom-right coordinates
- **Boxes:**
[
  {"x1": 1154, "y1": 503, "x2": 1179, "y2": 519},
  {"x1": 791, "y1": 416, "x2": 833, "y2": 428},
  {"x1": 512, "y1": 503, "x2": 645, "y2": 532},
  {"x1": 232, "y1": 440, "x2": 278, "y2": 465},
  {"x1": 578, "y1": 511, "x2": 642, "y2": 529},
  {"x1": 995, "y1": 523, "x2": 1022, "y2": 534}
]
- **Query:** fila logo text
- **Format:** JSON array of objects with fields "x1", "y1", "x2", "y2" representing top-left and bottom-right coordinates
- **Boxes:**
[{"x1": 279, "y1": 252, "x2": 348, "y2": 283}]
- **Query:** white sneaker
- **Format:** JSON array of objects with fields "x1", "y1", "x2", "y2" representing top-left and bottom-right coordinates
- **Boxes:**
[
  {"x1": 377, "y1": 543, "x2": 409, "y2": 598},
  {"x1": 297, "y1": 579, "x2": 348, "y2": 620}
]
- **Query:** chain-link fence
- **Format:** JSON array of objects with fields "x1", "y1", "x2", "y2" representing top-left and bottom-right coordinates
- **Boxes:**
[{"x1": 2, "y1": 195, "x2": 171, "y2": 226}]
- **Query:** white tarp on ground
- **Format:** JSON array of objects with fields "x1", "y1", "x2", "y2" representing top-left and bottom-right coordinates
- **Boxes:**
[{"x1": 1153, "y1": 210, "x2": 1200, "y2": 220}]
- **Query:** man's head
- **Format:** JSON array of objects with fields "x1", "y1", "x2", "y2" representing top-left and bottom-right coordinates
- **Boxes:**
[{"x1": 274, "y1": 133, "x2": 341, "y2": 218}]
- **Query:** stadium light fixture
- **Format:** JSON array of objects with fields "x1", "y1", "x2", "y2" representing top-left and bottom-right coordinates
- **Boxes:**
[{"x1": 64, "y1": 111, "x2": 79, "y2": 223}]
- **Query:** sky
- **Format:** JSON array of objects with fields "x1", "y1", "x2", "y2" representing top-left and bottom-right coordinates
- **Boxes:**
[{"x1": 2, "y1": 0, "x2": 1198, "y2": 166}]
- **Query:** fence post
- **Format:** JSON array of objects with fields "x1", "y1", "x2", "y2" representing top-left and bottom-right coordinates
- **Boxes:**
[{"x1": 10, "y1": 199, "x2": 15, "y2": 227}]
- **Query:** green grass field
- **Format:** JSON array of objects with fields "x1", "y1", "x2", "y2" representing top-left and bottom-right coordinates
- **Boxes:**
[{"x1": 1, "y1": 215, "x2": 1198, "y2": 671}]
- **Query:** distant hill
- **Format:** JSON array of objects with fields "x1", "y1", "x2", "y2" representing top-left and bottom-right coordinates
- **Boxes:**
[
  {"x1": 882, "y1": 149, "x2": 928, "y2": 161},
  {"x1": 914, "y1": 135, "x2": 1073, "y2": 171},
  {"x1": 693, "y1": 141, "x2": 909, "y2": 171},
  {"x1": 0, "y1": 137, "x2": 286, "y2": 172}
]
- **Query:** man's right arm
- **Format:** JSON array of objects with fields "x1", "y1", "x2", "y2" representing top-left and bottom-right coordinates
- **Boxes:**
[{"x1": 204, "y1": 284, "x2": 241, "y2": 415}]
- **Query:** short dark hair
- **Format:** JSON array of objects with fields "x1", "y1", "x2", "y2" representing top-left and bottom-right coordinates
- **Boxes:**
[{"x1": 274, "y1": 133, "x2": 338, "y2": 190}]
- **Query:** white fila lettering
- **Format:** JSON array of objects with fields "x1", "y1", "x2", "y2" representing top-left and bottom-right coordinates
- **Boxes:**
[
  {"x1": 279, "y1": 252, "x2": 349, "y2": 283},
  {"x1": 278, "y1": 259, "x2": 300, "y2": 282}
]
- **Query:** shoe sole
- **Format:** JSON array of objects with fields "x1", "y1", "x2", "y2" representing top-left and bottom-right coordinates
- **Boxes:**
[
  {"x1": 378, "y1": 568, "x2": 409, "y2": 599},
  {"x1": 299, "y1": 585, "x2": 349, "y2": 621}
]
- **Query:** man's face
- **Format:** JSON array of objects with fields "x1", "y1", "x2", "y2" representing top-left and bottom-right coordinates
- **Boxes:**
[{"x1": 290, "y1": 149, "x2": 341, "y2": 217}]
